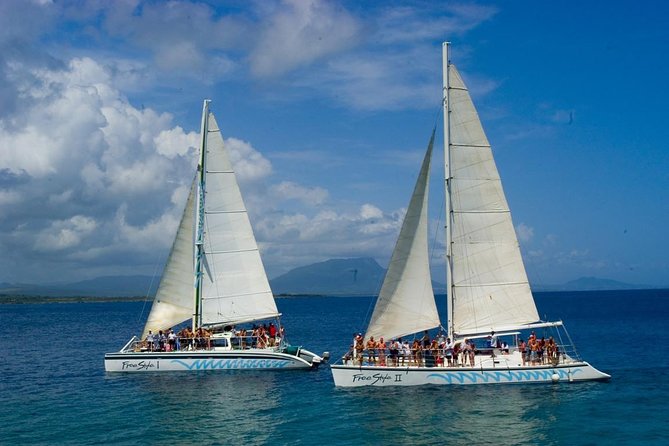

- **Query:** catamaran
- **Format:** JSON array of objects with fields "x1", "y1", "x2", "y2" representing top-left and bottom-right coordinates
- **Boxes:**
[
  {"x1": 330, "y1": 43, "x2": 610, "y2": 387},
  {"x1": 105, "y1": 100, "x2": 326, "y2": 372}
]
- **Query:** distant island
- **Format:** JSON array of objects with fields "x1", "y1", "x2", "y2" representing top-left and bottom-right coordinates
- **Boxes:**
[{"x1": 0, "y1": 259, "x2": 659, "y2": 303}]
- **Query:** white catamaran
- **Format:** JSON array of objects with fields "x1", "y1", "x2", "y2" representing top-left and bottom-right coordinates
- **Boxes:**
[
  {"x1": 105, "y1": 100, "x2": 326, "y2": 372},
  {"x1": 330, "y1": 43, "x2": 610, "y2": 387}
]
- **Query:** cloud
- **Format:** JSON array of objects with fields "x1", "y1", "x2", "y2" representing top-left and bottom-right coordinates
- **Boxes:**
[
  {"x1": 0, "y1": 56, "x2": 195, "y2": 280},
  {"x1": 516, "y1": 223, "x2": 534, "y2": 243},
  {"x1": 34, "y1": 215, "x2": 97, "y2": 252},
  {"x1": 249, "y1": 0, "x2": 362, "y2": 77},
  {"x1": 0, "y1": 1, "x2": 505, "y2": 283},
  {"x1": 224, "y1": 137, "x2": 272, "y2": 182}
]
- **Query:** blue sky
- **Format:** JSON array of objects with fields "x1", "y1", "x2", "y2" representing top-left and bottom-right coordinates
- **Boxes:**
[{"x1": 0, "y1": 0, "x2": 667, "y2": 287}]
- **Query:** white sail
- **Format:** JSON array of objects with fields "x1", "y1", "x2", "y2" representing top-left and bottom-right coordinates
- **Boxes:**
[
  {"x1": 199, "y1": 112, "x2": 279, "y2": 327},
  {"x1": 365, "y1": 132, "x2": 440, "y2": 341},
  {"x1": 142, "y1": 179, "x2": 196, "y2": 338},
  {"x1": 448, "y1": 64, "x2": 539, "y2": 336}
]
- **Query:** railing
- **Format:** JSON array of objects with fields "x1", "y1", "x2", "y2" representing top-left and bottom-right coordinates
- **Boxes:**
[
  {"x1": 340, "y1": 346, "x2": 575, "y2": 368},
  {"x1": 123, "y1": 334, "x2": 282, "y2": 353}
]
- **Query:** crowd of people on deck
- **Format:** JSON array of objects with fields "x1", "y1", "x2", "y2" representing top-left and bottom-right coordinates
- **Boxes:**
[
  {"x1": 343, "y1": 330, "x2": 560, "y2": 368},
  {"x1": 138, "y1": 322, "x2": 285, "y2": 352}
]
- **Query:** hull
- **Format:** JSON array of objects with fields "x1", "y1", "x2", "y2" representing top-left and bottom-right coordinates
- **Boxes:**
[
  {"x1": 105, "y1": 348, "x2": 322, "y2": 372},
  {"x1": 331, "y1": 361, "x2": 610, "y2": 387}
]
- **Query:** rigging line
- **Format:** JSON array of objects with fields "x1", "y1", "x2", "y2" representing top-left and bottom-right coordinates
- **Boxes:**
[{"x1": 138, "y1": 250, "x2": 166, "y2": 328}]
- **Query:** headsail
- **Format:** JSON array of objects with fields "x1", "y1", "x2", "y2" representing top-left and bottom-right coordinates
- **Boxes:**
[
  {"x1": 199, "y1": 112, "x2": 279, "y2": 327},
  {"x1": 142, "y1": 178, "x2": 197, "y2": 338},
  {"x1": 447, "y1": 64, "x2": 539, "y2": 336},
  {"x1": 365, "y1": 131, "x2": 440, "y2": 341}
]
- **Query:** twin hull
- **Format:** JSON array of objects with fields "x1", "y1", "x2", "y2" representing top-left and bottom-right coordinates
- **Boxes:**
[
  {"x1": 330, "y1": 362, "x2": 611, "y2": 387},
  {"x1": 105, "y1": 349, "x2": 321, "y2": 372}
]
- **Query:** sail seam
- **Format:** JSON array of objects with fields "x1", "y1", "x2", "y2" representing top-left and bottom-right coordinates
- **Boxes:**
[
  {"x1": 205, "y1": 248, "x2": 259, "y2": 255},
  {"x1": 206, "y1": 170, "x2": 234, "y2": 173},
  {"x1": 453, "y1": 281, "x2": 529, "y2": 287},
  {"x1": 205, "y1": 210, "x2": 245, "y2": 214},
  {"x1": 452, "y1": 210, "x2": 510, "y2": 214},
  {"x1": 202, "y1": 290, "x2": 273, "y2": 299},
  {"x1": 451, "y1": 143, "x2": 490, "y2": 148}
]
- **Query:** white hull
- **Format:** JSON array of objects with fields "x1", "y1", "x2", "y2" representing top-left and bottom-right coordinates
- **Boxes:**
[
  {"x1": 331, "y1": 352, "x2": 610, "y2": 387},
  {"x1": 105, "y1": 348, "x2": 322, "y2": 372}
]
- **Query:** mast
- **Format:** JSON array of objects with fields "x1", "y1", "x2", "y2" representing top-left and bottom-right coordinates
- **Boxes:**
[
  {"x1": 442, "y1": 42, "x2": 454, "y2": 339},
  {"x1": 193, "y1": 99, "x2": 210, "y2": 331}
]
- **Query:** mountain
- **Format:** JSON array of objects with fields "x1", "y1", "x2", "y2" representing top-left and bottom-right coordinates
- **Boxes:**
[
  {"x1": 534, "y1": 276, "x2": 648, "y2": 292},
  {"x1": 270, "y1": 257, "x2": 385, "y2": 295},
  {"x1": 0, "y1": 275, "x2": 158, "y2": 298},
  {"x1": 270, "y1": 257, "x2": 446, "y2": 296},
  {"x1": 1, "y1": 267, "x2": 653, "y2": 300}
]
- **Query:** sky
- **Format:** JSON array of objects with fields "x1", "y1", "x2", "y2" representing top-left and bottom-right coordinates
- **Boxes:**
[{"x1": 1, "y1": 0, "x2": 667, "y2": 288}]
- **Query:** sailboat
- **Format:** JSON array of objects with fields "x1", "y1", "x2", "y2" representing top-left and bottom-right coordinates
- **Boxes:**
[
  {"x1": 105, "y1": 100, "x2": 326, "y2": 372},
  {"x1": 330, "y1": 43, "x2": 610, "y2": 386}
]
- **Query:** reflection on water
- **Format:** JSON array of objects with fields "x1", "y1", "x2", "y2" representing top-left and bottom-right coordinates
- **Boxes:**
[
  {"x1": 332, "y1": 384, "x2": 593, "y2": 446},
  {"x1": 103, "y1": 372, "x2": 280, "y2": 444}
]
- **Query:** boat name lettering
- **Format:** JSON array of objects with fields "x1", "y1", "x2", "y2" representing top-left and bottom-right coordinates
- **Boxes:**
[
  {"x1": 122, "y1": 360, "x2": 158, "y2": 371},
  {"x1": 352, "y1": 372, "x2": 394, "y2": 385}
]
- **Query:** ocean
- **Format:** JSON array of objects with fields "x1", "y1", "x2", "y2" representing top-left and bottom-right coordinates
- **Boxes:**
[{"x1": 1, "y1": 289, "x2": 668, "y2": 445}]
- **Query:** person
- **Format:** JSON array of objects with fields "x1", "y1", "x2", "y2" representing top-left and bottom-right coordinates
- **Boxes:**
[
  {"x1": 528, "y1": 336, "x2": 538, "y2": 365},
  {"x1": 146, "y1": 331, "x2": 155, "y2": 352},
  {"x1": 462, "y1": 339, "x2": 475, "y2": 367},
  {"x1": 428, "y1": 339, "x2": 440, "y2": 367},
  {"x1": 167, "y1": 329, "x2": 177, "y2": 351},
  {"x1": 401, "y1": 340, "x2": 411, "y2": 366},
  {"x1": 546, "y1": 336, "x2": 557, "y2": 363},
  {"x1": 412, "y1": 339, "x2": 422, "y2": 366},
  {"x1": 422, "y1": 330, "x2": 431, "y2": 349},
  {"x1": 377, "y1": 337, "x2": 387, "y2": 366},
  {"x1": 519, "y1": 338, "x2": 527, "y2": 365},
  {"x1": 343, "y1": 345, "x2": 353, "y2": 364},
  {"x1": 268, "y1": 323, "x2": 277, "y2": 346},
  {"x1": 354, "y1": 334, "x2": 364, "y2": 364},
  {"x1": 157, "y1": 330, "x2": 166, "y2": 351},
  {"x1": 366, "y1": 336, "x2": 377, "y2": 365},
  {"x1": 487, "y1": 331, "x2": 499, "y2": 348},
  {"x1": 537, "y1": 337, "x2": 545, "y2": 364},
  {"x1": 445, "y1": 337, "x2": 455, "y2": 366},
  {"x1": 389, "y1": 339, "x2": 400, "y2": 367},
  {"x1": 468, "y1": 339, "x2": 476, "y2": 366}
]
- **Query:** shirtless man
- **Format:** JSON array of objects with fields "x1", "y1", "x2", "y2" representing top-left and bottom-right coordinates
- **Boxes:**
[{"x1": 366, "y1": 336, "x2": 377, "y2": 365}]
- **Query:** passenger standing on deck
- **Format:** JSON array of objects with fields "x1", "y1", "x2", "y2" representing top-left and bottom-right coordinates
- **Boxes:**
[
  {"x1": 445, "y1": 337, "x2": 455, "y2": 366},
  {"x1": 366, "y1": 336, "x2": 377, "y2": 364},
  {"x1": 389, "y1": 339, "x2": 400, "y2": 366},
  {"x1": 354, "y1": 334, "x2": 364, "y2": 365},
  {"x1": 519, "y1": 338, "x2": 527, "y2": 365},
  {"x1": 377, "y1": 337, "x2": 387, "y2": 366},
  {"x1": 146, "y1": 331, "x2": 155, "y2": 351},
  {"x1": 401, "y1": 340, "x2": 411, "y2": 366}
]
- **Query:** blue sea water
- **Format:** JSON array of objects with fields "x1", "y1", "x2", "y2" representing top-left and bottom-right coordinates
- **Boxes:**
[{"x1": 1, "y1": 289, "x2": 668, "y2": 445}]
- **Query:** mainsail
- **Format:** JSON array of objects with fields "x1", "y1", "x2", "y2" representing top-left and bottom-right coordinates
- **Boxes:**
[
  {"x1": 365, "y1": 131, "x2": 440, "y2": 341},
  {"x1": 198, "y1": 112, "x2": 279, "y2": 327},
  {"x1": 447, "y1": 64, "x2": 539, "y2": 336}
]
